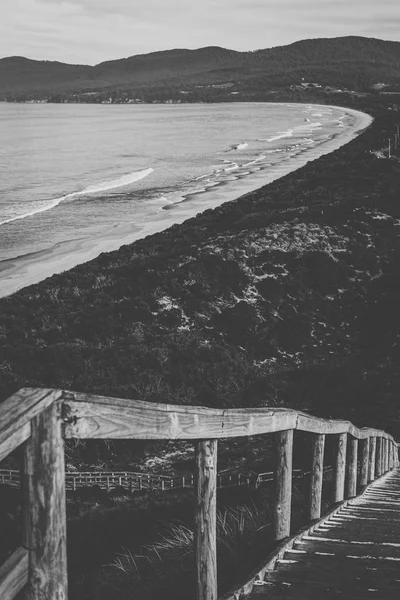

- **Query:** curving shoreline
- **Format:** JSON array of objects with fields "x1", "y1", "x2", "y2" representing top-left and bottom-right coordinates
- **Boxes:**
[{"x1": 0, "y1": 104, "x2": 373, "y2": 298}]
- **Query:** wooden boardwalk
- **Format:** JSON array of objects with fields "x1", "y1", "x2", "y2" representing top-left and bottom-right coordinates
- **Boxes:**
[{"x1": 248, "y1": 468, "x2": 400, "y2": 599}]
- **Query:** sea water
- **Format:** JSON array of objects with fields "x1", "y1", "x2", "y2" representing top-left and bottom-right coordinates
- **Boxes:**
[{"x1": 0, "y1": 102, "x2": 368, "y2": 294}]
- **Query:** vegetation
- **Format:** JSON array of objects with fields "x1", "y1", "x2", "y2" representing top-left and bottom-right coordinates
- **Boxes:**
[
  {"x1": 2, "y1": 36, "x2": 400, "y2": 102},
  {"x1": 1, "y1": 88, "x2": 400, "y2": 597}
]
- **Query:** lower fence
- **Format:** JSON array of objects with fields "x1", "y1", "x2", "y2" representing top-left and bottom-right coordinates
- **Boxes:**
[{"x1": 0, "y1": 466, "x2": 332, "y2": 492}]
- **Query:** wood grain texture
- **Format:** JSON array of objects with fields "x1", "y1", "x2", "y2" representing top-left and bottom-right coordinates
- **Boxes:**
[
  {"x1": 368, "y1": 437, "x2": 376, "y2": 482},
  {"x1": 346, "y1": 437, "x2": 358, "y2": 498},
  {"x1": 376, "y1": 437, "x2": 383, "y2": 478},
  {"x1": 62, "y1": 391, "x2": 399, "y2": 443},
  {"x1": 195, "y1": 440, "x2": 217, "y2": 600},
  {"x1": 0, "y1": 547, "x2": 29, "y2": 600},
  {"x1": 0, "y1": 388, "x2": 61, "y2": 463},
  {"x1": 24, "y1": 400, "x2": 68, "y2": 600},
  {"x1": 273, "y1": 430, "x2": 293, "y2": 541},
  {"x1": 333, "y1": 433, "x2": 347, "y2": 502},
  {"x1": 359, "y1": 437, "x2": 370, "y2": 488},
  {"x1": 309, "y1": 434, "x2": 325, "y2": 521}
]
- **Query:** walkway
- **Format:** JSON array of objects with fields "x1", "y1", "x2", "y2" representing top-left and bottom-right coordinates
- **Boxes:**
[{"x1": 249, "y1": 469, "x2": 400, "y2": 599}]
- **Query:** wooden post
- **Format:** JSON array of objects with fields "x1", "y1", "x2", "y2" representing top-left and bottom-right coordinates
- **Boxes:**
[
  {"x1": 333, "y1": 433, "x2": 347, "y2": 503},
  {"x1": 386, "y1": 439, "x2": 390, "y2": 472},
  {"x1": 273, "y1": 430, "x2": 293, "y2": 541},
  {"x1": 23, "y1": 400, "x2": 68, "y2": 600},
  {"x1": 383, "y1": 439, "x2": 387, "y2": 473},
  {"x1": 195, "y1": 439, "x2": 217, "y2": 600},
  {"x1": 309, "y1": 433, "x2": 325, "y2": 521},
  {"x1": 368, "y1": 437, "x2": 376, "y2": 481},
  {"x1": 346, "y1": 437, "x2": 358, "y2": 499},
  {"x1": 359, "y1": 438, "x2": 370, "y2": 488},
  {"x1": 382, "y1": 438, "x2": 386, "y2": 474},
  {"x1": 376, "y1": 437, "x2": 383, "y2": 477}
]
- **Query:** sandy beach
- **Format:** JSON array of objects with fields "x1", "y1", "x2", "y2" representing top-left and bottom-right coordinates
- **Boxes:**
[{"x1": 0, "y1": 104, "x2": 373, "y2": 298}]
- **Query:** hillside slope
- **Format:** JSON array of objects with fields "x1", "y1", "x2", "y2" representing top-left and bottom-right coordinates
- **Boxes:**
[
  {"x1": 1, "y1": 36, "x2": 400, "y2": 97},
  {"x1": 1, "y1": 107, "x2": 400, "y2": 437}
]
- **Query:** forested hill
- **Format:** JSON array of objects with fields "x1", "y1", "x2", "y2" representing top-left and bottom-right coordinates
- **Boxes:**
[{"x1": 1, "y1": 36, "x2": 400, "y2": 99}]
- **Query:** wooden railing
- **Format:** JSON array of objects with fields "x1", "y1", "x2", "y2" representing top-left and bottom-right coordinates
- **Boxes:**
[
  {"x1": 0, "y1": 387, "x2": 398, "y2": 600},
  {"x1": 0, "y1": 466, "x2": 329, "y2": 492}
]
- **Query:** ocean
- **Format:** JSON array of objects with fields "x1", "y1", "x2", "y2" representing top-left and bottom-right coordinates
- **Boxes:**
[{"x1": 0, "y1": 102, "x2": 372, "y2": 296}]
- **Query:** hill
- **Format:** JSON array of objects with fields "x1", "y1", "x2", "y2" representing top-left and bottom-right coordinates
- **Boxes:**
[{"x1": 1, "y1": 36, "x2": 400, "y2": 99}]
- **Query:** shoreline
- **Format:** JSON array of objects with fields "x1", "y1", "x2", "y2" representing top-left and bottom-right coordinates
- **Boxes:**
[{"x1": 0, "y1": 103, "x2": 373, "y2": 298}]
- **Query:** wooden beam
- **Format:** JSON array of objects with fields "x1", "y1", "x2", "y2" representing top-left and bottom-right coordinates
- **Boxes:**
[
  {"x1": 368, "y1": 437, "x2": 376, "y2": 482},
  {"x1": 0, "y1": 388, "x2": 61, "y2": 463},
  {"x1": 375, "y1": 437, "x2": 383, "y2": 477},
  {"x1": 195, "y1": 439, "x2": 218, "y2": 600},
  {"x1": 346, "y1": 437, "x2": 358, "y2": 498},
  {"x1": 309, "y1": 433, "x2": 325, "y2": 521},
  {"x1": 24, "y1": 401, "x2": 68, "y2": 600},
  {"x1": 333, "y1": 433, "x2": 347, "y2": 503},
  {"x1": 359, "y1": 437, "x2": 370, "y2": 488},
  {"x1": 0, "y1": 547, "x2": 29, "y2": 599},
  {"x1": 273, "y1": 430, "x2": 293, "y2": 541},
  {"x1": 62, "y1": 391, "x2": 398, "y2": 442}
]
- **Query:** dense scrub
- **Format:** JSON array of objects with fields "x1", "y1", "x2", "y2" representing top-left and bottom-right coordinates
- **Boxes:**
[{"x1": 1, "y1": 105, "x2": 400, "y2": 441}]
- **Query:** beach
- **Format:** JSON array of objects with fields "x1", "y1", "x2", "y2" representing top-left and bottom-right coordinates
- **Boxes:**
[{"x1": 0, "y1": 104, "x2": 373, "y2": 298}]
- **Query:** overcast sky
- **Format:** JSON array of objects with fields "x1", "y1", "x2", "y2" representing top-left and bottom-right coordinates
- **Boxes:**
[{"x1": 1, "y1": 0, "x2": 399, "y2": 65}]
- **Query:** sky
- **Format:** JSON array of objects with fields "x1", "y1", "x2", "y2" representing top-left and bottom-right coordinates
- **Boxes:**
[{"x1": 1, "y1": 0, "x2": 399, "y2": 65}]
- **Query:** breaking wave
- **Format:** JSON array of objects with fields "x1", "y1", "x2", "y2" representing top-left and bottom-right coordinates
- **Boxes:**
[{"x1": 0, "y1": 168, "x2": 153, "y2": 226}]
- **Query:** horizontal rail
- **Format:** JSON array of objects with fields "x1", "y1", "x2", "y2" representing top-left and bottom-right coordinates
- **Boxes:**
[
  {"x1": 62, "y1": 391, "x2": 399, "y2": 443},
  {"x1": 0, "y1": 467, "x2": 322, "y2": 492},
  {"x1": 0, "y1": 548, "x2": 29, "y2": 599}
]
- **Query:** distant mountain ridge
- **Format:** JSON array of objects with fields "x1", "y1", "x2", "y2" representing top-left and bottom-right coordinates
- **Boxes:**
[{"x1": 1, "y1": 36, "x2": 400, "y2": 98}]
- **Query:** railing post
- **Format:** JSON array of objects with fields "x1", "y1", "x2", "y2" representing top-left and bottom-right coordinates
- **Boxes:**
[
  {"x1": 385, "y1": 439, "x2": 389, "y2": 472},
  {"x1": 195, "y1": 439, "x2": 217, "y2": 600},
  {"x1": 273, "y1": 429, "x2": 293, "y2": 540},
  {"x1": 333, "y1": 433, "x2": 347, "y2": 502},
  {"x1": 359, "y1": 437, "x2": 370, "y2": 489},
  {"x1": 368, "y1": 437, "x2": 376, "y2": 481},
  {"x1": 346, "y1": 437, "x2": 358, "y2": 498},
  {"x1": 22, "y1": 400, "x2": 68, "y2": 600},
  {"x1": 309, "y1": 433, "x2": 325, "y2": 521},
  {"x1": 376, "y1": 437, "x2": 383, "y2": 477}
]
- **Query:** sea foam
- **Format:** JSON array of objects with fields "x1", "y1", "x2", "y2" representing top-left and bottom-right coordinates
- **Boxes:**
[{"x1": 0, "y1": 168, "x2": 154, "y2": 226}]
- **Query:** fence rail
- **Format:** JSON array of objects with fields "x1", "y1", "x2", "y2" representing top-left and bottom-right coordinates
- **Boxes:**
[
  {"x1": 0, "y1": 466, "x2": 329, "y2": 492},
  {"x1": 0, "y1": 387, "x2": 398, "y2": 600}
]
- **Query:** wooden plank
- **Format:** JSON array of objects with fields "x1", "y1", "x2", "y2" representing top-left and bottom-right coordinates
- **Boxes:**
[
  {"x1": 346, "y1": 437, "x2": 358, "y2": 498},
  {"x1": 273, "y1": 430, "x2": 293, "y2": 541},
  {"x1": 332, "y1": 433, "x2": 347, "y2": 502},
  {"x1": 359, "y1": 437, "x2": 369, "y2": 488},
  {"x1": 0, "y1": 388, "x2": 61, "y2": 463},
  {"x1": 62, "y1": 391, "x2": 399, "y2": 442},
  {"x1": 368, "y1": 437, "x2": 376, "y2": 482},
  {"x1": 63, "y1": 398, "x2": 299, "y2": 440},
  {"x1": 309, "y1": 433, "x2": 325, "y2": 521},
  {"x1": 194, "y1": 439, "x2": 217, "y2": 600},
  {"x1": 0, "y1": 547, "x2": 29, "y2": 599},
  {"x1": 24, "y1": 400, "x2": 68, "y2": 600}
]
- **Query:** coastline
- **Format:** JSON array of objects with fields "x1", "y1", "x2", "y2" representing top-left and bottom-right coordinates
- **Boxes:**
[{"x1": 0, "y1": 104, "x2": 373, "y2": 298}]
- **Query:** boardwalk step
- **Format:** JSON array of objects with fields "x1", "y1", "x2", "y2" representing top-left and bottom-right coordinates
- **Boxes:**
[
  {"x1": 246, "y1": 469, "x2": 400, "y2": 600},
  {"x1": 293, "y1": 539, "x2": 400, "y2": 558},
  {"x1": 249, "y1": 581, "x2": 400, "y2": 599}
]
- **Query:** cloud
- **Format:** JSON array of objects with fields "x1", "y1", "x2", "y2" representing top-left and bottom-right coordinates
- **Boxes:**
[{"x1": 0, "y1": 0, "x2": 399, "y2": 64}]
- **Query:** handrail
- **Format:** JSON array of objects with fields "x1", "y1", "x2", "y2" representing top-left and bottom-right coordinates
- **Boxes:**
[
  {"x1": 0, "y1": 387, "x2": 398, "y2": 600},
  {"x1": 61, "y1": 390, "x2": 398, "y2": 441}
]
